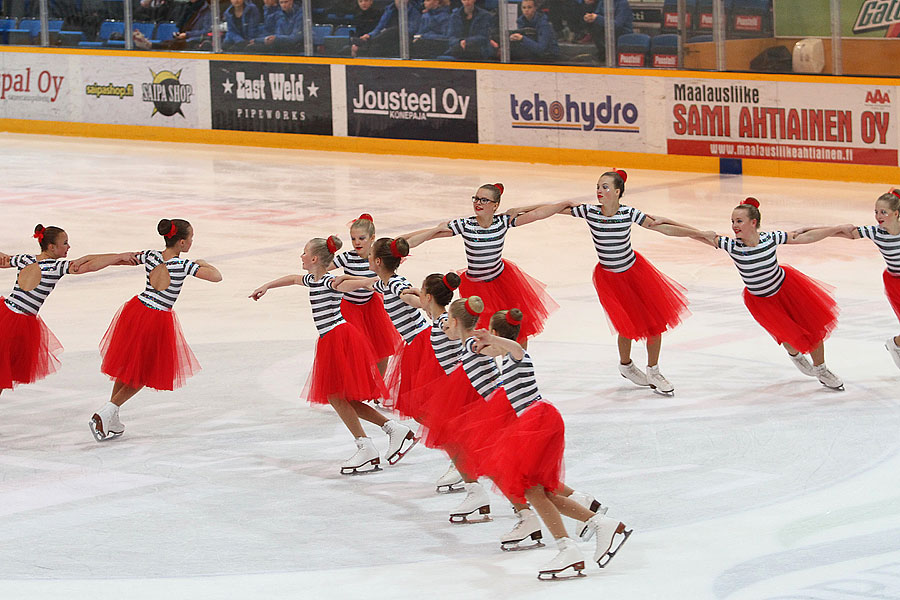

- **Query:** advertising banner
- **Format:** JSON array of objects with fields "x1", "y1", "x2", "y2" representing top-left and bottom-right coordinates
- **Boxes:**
[
  {"x1": 345, "y1": 66, "x2": 477, "y2": 143},
  {"x1": 667, "y1": 78, "x2": 898, "y2": 166},
  {"x1": 78, "y1": 55, "x2": 207, "y2": 128},
  {"x1": 478, "y1": 70, "x2": 657, "y2": 154},
  {"x1": 210, "y1": 61, "x2": 332, "y2": 135},
  {"x1": 0, "y1": 52, "x2": 74, "y2": 121},
  {"x1": 775, "y1": 0, "x2": 900, "y2": 38}
]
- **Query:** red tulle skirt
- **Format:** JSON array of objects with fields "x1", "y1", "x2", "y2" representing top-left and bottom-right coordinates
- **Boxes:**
[
  {"x1": 488, "y1": 401, "x2": 566, "y2": 503},
  {"x1": 592, "y1": 252, "x2": 690, "y2": 341},
  {"x1": 302, "y1": 322, "x2": 387, "y2": 404},
  {"x1": 384, "y1": 327, "x2": 445, "y2": 420},
  {"x1": 743, "y1": 265, "x2": 839, "y2": 354},
  {"x1": 421, "y1": 366, "x2": 484, "y2": 451},
  {"x1": 884, "y1": 270, "x2": 900, "y2": 322},
  {"x1": 458, "y1": 259, "x2": 558, "y2": 343},
  {"x1": 100, "y1": 296, "x2": 200, "y2": 391},
  {"x1": 447, "y1": 387, "x2": 516, "y2": 479},
  {"x1": 341, "y1": 295, "x2": 402, "y2": 361},
  {"x1": 0, "y1": 299, "x2": 63, "y2": 390}
]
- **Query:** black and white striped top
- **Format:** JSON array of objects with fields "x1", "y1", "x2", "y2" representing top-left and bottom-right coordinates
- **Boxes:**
[
  {"x1": 302, "y1": 273, "x2": 346, "y2": 336},
  {"x1": 333, "y1": 251, "x2": 376, "y2": 305},
  {"x1": 501, "y1": 351, "x2": 542, "y2": 414},
  {"x1": 717, "y1": 231, "x2": 788, "y2": 297},
  {"x1": 448, "y1": 215, "x2": 517, "y2": 281},
  {"x1": 136, "y1": 250, "x2": 200, "y2": 311},
  {"x1": 4, "y1": 255, "x2": 70, "y2": 315},
  {"x1": 431, "y1": 312, "x2": 462, "y2": 374},
  {"x1": 374, "y1": 275, "x2": 428, "y2": 343},
  {"x1": 461, "y1": 337, "x2": 500, "y2": 398},
  {"x1": 859, "y1": 225, "x2": 900, "y2": 276},
  {"x1": 570, "y1": 204, "x2": 646, "y2": 273}
]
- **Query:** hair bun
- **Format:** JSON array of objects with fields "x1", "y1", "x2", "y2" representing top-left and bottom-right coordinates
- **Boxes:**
[
  {"x1": 358, "y1": 213, "x2": 374, "y2": 223},
  {"x1": 494, "y1": 183, "x2": 504, "y2": 195},
  {"x1": 891, "y1": 189, "x2": 900, "y2": 200},
  {"x1": 326, "y1": 235, "x2": 339, "y2": 254},
  {"x1": 614, "y1": 169, "x2": 628, "y2": 182},
  {"x1": 742, "y1": 197, "x2": 760, "y2": 208}
]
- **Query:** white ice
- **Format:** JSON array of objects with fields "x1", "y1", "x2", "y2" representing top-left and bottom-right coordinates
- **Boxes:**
[{"x1": 1, "y1": 133, "x2": 899, "y2": 600}]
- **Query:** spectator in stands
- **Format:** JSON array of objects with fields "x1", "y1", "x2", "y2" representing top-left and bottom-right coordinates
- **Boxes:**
[
  {"x1": 544, "y1": 0, "x2": 587, "y2": 43},
  {"x1": 330, "y1": 0, "x2": 383, "y2": 38},
  {"x1": 257, "y1": 0, "x2": 283, "y2": 40},
  {"x1": 352, "y1": 0, "x2": 422, "y2": 58},
  {"x1": 133, "y1": 0, "x2": 212, "y2": 49},
  {"x1": 509, "y1": 0, "x2": 558, "y2": 61},
  {"x1": 263, "y1": 0, "x2": 305, "y2": 52},
  {"x1": 446, "y1": 0, "x2": 496, "y2": 60},
  {"x1": 411, "y1": 0, "x2": 451, "y2": 58},
  {"x1": 223, "y1": 0, "x2": 261, "y2": 50},
  {"x1": 583, "y1": 0, "x2": 632, "y2": 61}
]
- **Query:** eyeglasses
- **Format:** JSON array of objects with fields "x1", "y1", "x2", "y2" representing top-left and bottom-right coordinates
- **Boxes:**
[{"x1": 472, "y1": 196, "x2": 498, "y2": 204}]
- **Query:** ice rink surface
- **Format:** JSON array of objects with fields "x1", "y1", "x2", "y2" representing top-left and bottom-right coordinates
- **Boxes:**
[{"x1": 1, "y1": 133, "x2": 899, "y2": 600}]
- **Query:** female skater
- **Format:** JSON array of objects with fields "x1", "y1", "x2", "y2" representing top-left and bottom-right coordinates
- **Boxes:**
[
  {"x1": 470, "y1": 312, "x2": 630, "y2": 579},
  {"x1": 329, "y1": 214, "x2": 402, "y2": 375},
  {"x1": 805, "y1": 189, "x2": 900, "y2": 369},
  {"x1": 1, "y1": 224, "x2": 135, "y2": 397},
  {"x1": 250, "y1": 234, "x2": 414, "y2": 473},
  {"x1": 653, "y1": 198, "x2": 845, "y2": 389},
  {"x1": 507, "y1": 169, "x2": 689, "y2": 393},
  {"x1": 90, "y1": 219, "x2": 223, "y2": 441},
  {"x1": 404, "y1": 184, "x2": 568, "y2": 344}
]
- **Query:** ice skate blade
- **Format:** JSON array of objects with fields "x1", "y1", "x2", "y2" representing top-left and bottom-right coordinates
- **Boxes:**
[
  {"x1": 340, "y1": 459, "x2": 382, "y2": 475},
  {"x1": 386, "y1": 433, "x2": 418, "y2": 466},
  {"x1": 819, "y1": 381, "x2": 845, "y2": 391},
  {"x1": 597, "y1": 525, "x2": 633, "y2": 568},
  {"x1": 649, "y1": 385, "x2": 674, "y2": 396},
  {"x1": 449, "y1": 506, "x2": 492, "y2": 524},
  {"x1": 436, "y1": 482, "x2": 465, "y2": 494},
  {"x1": 89, "y1": 415, "x2": 123, "y2": 442},
  {"x1": 501, "y1": 539, "x2": 545, "y2": 552},
  {"x1": 538, "y1": 562, "x2": 586, "y2": 581}
]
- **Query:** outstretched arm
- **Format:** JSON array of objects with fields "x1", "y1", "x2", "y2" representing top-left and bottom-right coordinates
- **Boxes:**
[
  {"x1": 194, "y1": 259, "x2": 223, "y2": 282},
  {"x1": 402, "y1": 223, "x2": 454, "y2": 249},
  {"x1": 399, "y1": 287, "x2": 424, "y2": 309},
  {"x1": 790, "y1": 224, "x2": 860, "y2": 241},
  {"x1": 644, "y1": 218, "x2": 718, "y2": 247},
  {"x1": 513, "y1": 200, "x2": 580, "y2": 227},
  {"x1": 471, "y1": 329, "x2": 525, "y2": 360},
  {"x1": 332, "y1": 276, "x2": 377, "y2": 293},
  {"x1": 505, "y1": 202, "x2": 573, "y2": 218},
  {"x1": 249, "y1": 274, "x2": 304, "y2": 300},
  {"x1": 69, "y1": 252, "x2": 139, "y2": 274}
]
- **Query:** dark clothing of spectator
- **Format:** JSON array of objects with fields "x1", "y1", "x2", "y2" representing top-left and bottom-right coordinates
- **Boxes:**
[
  {"x1": 587, "y1": 0, "x2": 632, "y2": 60},
  {"x1": 272, "y1": 4, "x2": 305, "y2": 49},
  {"x1": 255, "y1": 3, "x2": 282, "y2": 41},
  {"x1": 355, "y1": 1, "x2": 422, "y2": 58},
  {"x1": 410, "y1": 4, "x2": 450, "y2": 58},
  {"x1": 446, "y1": 5, "x2": 495, "y2": 60},
  {"x1": 224, "y1": 1, "x2": 261, "y2": 48},
  {"x1": 510, "y1": 10, "x2": 558, "y2": 61}
]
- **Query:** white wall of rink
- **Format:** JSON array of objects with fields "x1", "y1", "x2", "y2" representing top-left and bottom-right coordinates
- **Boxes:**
[{"x1": 1, "y1": 48, "x2": 899, "y2": 178}]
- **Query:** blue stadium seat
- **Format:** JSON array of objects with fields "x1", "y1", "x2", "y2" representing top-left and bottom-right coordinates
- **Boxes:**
[
  {"x1": 729, "y1": 0, "x2": 771, "y2": 38},
  {"x1": 332, "y1": 25, "x2": 355, "y2": 37},
  {"x1": 78, "y1": 19, "x2": 123, "y2": 47},
  {"x1": 698, "y1": 0, "x2": 713, "y2": 31},
  {"x1": 0, "y1": 18, "x2": 15, "y2": 44},
  {"x1": 106, "y1": 21, "x2": 155, "y2": 47},
  {"x1": 617, "y1": 32, "x2": 650, "y2": 67},
  {"x1": 651, "y1": 33, "x2": 679, "y2": 68},
  {"x1": 662, "y1": 0, "x2": 697, "y2": 32},
  {"x1": 313, "y1": 24, "x2": 331, "y2": 46},
  {"x1": 152, "y1": 22, "x2": 179, "y2": 44}
]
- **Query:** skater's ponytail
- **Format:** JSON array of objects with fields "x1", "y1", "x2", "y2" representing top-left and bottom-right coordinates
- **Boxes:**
[
  {"x1": 600, "y1": 169, "x2": 627, "y2": 198},
  {"x1": 423, "y1": 271, "x2": 460, "y2": 307},
  {"x1": 490, "y1": 309, "x2": 523, "y2": 340},
  {"x1": 879, "y1": 189, "x2": 900, "y2": 213},
  {"x1": 372, "y1": 237, "x2": 409, "y2": 272},
  {"x1": 351, "y1": 213, "x2": 376, "y2": 237},
  {"x1": 310, "y1": 235, "x2": 343, "y2": 262},
  {"x1": 33, "y1": 224, "x2": 65, "y2": 251},
  {"x1": 734, "y1": 198, "x2": 762, "y2": 228},
  {"x1": 158, "y1": 219, "x2": 191, "y2": 247},
  {"x1": 449, "y1": 296, "x2": 483, "y2": 329}
]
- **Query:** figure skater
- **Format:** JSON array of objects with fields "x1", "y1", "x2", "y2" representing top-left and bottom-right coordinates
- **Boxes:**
[
  {"x1": 652, "y1": 198, "x2": 845, "y2": 389},
  {"x1": 404, "y1": 184, "x2": 567, "y2": 345},
  {"x1": 90, "y1": 219, "x2": 223, "y2": 441},
  {"x1": 329, "y1": 214, "x2": 402, "y2": 375},
  {"x1": 0, "y1": 224, "x2": 135, "y2": 397},
  {"x1": 250, "y1": 234, "x2": 415, "y2": 473}
]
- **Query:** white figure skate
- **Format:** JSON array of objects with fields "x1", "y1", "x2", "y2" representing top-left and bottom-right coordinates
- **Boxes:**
[
  {"x1": 646, "y1": 365, "x2": 674, "y2": 395},
  {"x1": 537, "y1": 537, "x2": 586, "y2": 581},
  {"x1": 788, "y1": 352, "x2": 816, "y2": 377},
  {"x1": 89, "y1": 402, "x2": 124, "y2": 442},
  {"x1": 340, "y1": 437, "x2": 381, "y2": 475},
  {"x1": 500, "y1": 508, "x2": 544, "y2": 551},
  {"x1": 618, "y1": 361, "x2": 649, "y2": 387},
  {"x1": 449, "y1": 482, "x2": 491, "y2": 523},
  {"x1": 886, "y1": 338, "x2": 900, "y2": 370},
  {"x1": 569, "y1": 491, "x2": 608, "y2": 540},
  {"x1": 814, "y1": 364, "x2": 844, "y2": 391},
  {"x1": 583, "y1": 514, "x2": 632, "y2": 568},
  {"x1": 435, "y1": 463, "x2": 465, "y2": 494},
  {"x1": 382, "y1": 420, "x2": 417, "y2": 465}
]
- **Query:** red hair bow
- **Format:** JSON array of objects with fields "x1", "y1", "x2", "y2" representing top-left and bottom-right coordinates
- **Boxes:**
[
  {"x1": 614, "y1": 169, "x2": 628, "y2": 182},
  {"x1": 442, "y1": 274, "x2": 458, "y2": 291},
  {"x1": 358, "y1": 213, "x2": 374, "y2": 223},
  {"x1": 464, "y1": 298, "x2": 480, "y2": 316},
  {"x1": 742, "y1": 197, "x2": 760, "y2": 208},
  {"x1": 33, "y1": 226, "x2": 45, "y2": 242},
  {"x1": 326, "y1": 236, "x2": 338, "y2": 254},
  {"x1": 389, "y1": 239, "x2": 402, "y2": 258},
  {"x1": 891, "y1": 189, "x2": 900, "y2": 200},
  {"x1": 505, "y1": 311, "x2": 522, "y2": 326},
  {"x1": 493, "y1": 183, "x2": 504, "y2": 195},
  {"x1": 164, "y1": 222, "x2": 178, "y2": 239}
]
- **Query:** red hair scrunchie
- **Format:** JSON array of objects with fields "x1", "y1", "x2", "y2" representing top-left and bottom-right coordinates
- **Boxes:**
[
  {"x1": 742, "y1": 197, "x2": 760, "y2": 208},
  {"x1": 493, "y1": 183, "x2": 504, "y2": 195},
  {"x1": 358, "y1": 213, "x2": 374, "y2": 223},
  {"x1": 389, "y1": 239, "x2": 402, "y2": 258},
  {"x1": 464, "y1": 298, "x2": 480, "y2": 316},
  {"x1": 505, "y1": 311, "x2": 522, "y2": 326},
  {"x1": 891, "y1": 189, "x2": 900, "y2": 200},
  {"x1": 614, "y1": 169, "x2": 628, "y2": 182},
  {"x1": 33, "y1": 226, "x2": 45, "y2": 242},
  {"x1": 326, "y1": 236, "x2": 338, "y2": 254},
  {"x1": 164, "y1": 222, "x2": 178, "y2": 239},
  {"x1": 442, "y1": 274, "x2": 458, "y2": 291}
]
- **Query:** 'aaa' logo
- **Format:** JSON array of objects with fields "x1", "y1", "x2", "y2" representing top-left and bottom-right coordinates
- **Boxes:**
[{"x1": 142, "y1": 69, "x2": 193, "y2": 118}]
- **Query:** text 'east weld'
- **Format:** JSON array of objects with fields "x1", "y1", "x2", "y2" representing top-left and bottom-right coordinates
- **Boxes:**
[{"x1": 237, "y1": 72, "x2": 305, "y2": 102}]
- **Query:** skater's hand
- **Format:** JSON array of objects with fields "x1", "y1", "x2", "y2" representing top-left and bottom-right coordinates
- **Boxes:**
[
  {"x1": 400, "y1": 287, "x2": 420, "y2": 297},
  {"x1": 0, "y1": 252, "x2": 10, "y2": 268},
  {"x1": 471, "y1": 328, "x2": 495, "y2": 351},
  {"x1": 249, "y1": 286, "x2": 268, "y2": 301},
  {"x1": 789, "y1": 226, "x2": 816, "y2": 239},
  {"x1": 119, "y1": 252, "x2": 140, "y2": 266},
  {"x1": 68, "y1": 255, "x2": 93, "y2": 273}
]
